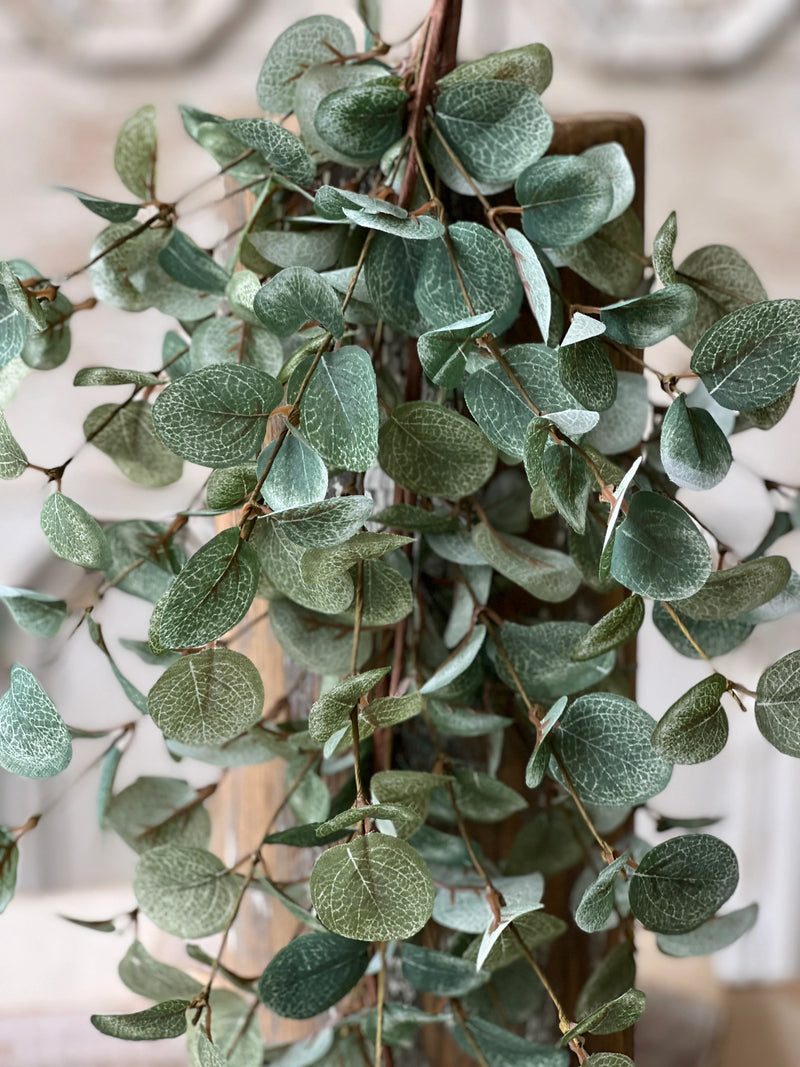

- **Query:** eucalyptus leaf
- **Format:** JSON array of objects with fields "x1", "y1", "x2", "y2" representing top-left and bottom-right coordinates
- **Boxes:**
[
  {"x1": 364, "y1": 232, "x2": 428, "y2": 335},
  {"x1": 472, "y1": 524, "x2": 581, "y2": 603},
  {"x1": 652, "y1": 602, "x2": 753, "y2": 660},
  {"x1": 40, "y1": 492, "x2": 109, "y2": 570},
  {"x1": 417, "y1": 312, "x2": 494, "y2": 388},
  {"x1": 259, "y1": 430, "x2": 329, "y2": 512},
  {"x1": 656, "y1": 902, "x2": 758, "y2": 957},
  {"x1": 454, "y1": 1014, "x2": 570, "y2": 1067},
  {"x1": 755, "y1": 650, "x2": 800, "y2": 757},
  {"x1": 673, "y1": 556, "x2": 790, "y2": 622},
  {"x1": 84, "y1": 402, "x2": 183, "y2": 487},
  {"x1": 118, "y1": 940, "x2": 202, "y2": 1001},
  {"x1": 308, "y1": 667, "x2": 390, "y2": 743},
  {"x1": 570, "y1": 596, "x2": 644, "y2": 661},
  {"x1": 256, "y1": 15, "x2": 356, "y2": 114},
  {"x1": 114, "y1": 104, "x2": 156, "y2": 199},
  {"x1": 402, "y1": 944, "x2": 489, "y2": 997},
  {"x1": 677, "y1": 243, "x2": 767, "y2": 349},
  {"x1": 314, "y1": 84, "x2": 408, "y2": 164},
  {"x1": 488, "y1": 620, "x2": 615, "y2": 700},
  {"x1": 0, "y1": 586, "x2": 67, "y2": 638},
  {"x1": 253, "y1": 267, "x2": 344, "y2": 339},
  {"x1": 660, "y1": 394, "x2": 732, "y2": 491},
  {"x1": 557, "y1": 337, "x2": 617, "y2": 413},
  {"x1": 505, "y1": 229, "x2": 552, "y2": 342},
  {"x1": 106, "y1": 775, "x2": 211, "y2": 854},
  {"x1": 0, "y1": 828, "x2": 19, "y2": 914},
  {"x1": 224, "y1": 118, "x2": 315, "y2": 187},
  {"x1": 600, "y1": 285, "x2": 697, "y2": 348},
  {"x1": 0, "y1": 411, "x2": 26, "y2": 478},
  {"x1": 91, "y1": 1000, "x2": 188, "y2": 1042},
  {"x1": 438, "y1": 44, "x2": 553, "y2": 94},
  {"x1": 574, "y1": 853, "x2": 631, "y2": 932},
  {"x1": 133, "y1": 845, "x2": 240, "y2": 938},
  {"x1": 516, "y1": 155, "x2": 614, "y2": 247},
  {"x1": 0, "y1": 663, "x2": 72, "y2": 778},
  {"x1": 157, "y1": 230, "x2": 229, "y2": 294},
  {"x1": 258, "y1": 933, "x2": 369, "y2": 1019},
  {"x1": 295, "y1": 346, "x2": 378, "y2": 470},
  {"x1": 550, "y1": 207, "x2": 644, "y2": 299}
]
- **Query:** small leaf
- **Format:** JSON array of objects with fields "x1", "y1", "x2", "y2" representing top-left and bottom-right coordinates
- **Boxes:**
[
  {"x1": 40, "y1": 492, "x2": 109, "y2": 570},
  {"x1": 0, "y1": 827, "x2": 19, "y2": 914},
  {"x1": 0, "y1": 288, "x2": 27, "y2": 368},
  {"x1": 652, "y1": 602, "x2": 753, "y2": 660},
  {"x1": 103, "y1": 519, "x2": 185, "y2": 603},
  {"x1": 379, "y1": 401, "x2": 496, "y2": 499},
  {"x1": 660, "y1": 393, "x2": 732, "y2": 491},
  {"x1": 550, "y1": 207, "x2": 644, "y2": 299},
  {"x1": 0, "y1": 663, "x2": 72, "y2": 778},
  {"x1": 581, "y1": 141, "x2": 635, "y2": 222},
  {"x1": 488, "y1": 620, "x2": 615, "y2": 700},
  {"x1": 438, "y1": 44, "x2": 553, "y2": 93},
  {"x1": 585, "y1": 371, "x2": 649, "y2": 455},
  {"x1": 0, "y1": 411, "x2": 27, "y2": 478},
  {"x1": 106, "y1": 776, "x2": 211, "y2": 854},
  {"x1": 433, "y1": 872, "x2": 544, "y2": 934},
  {"x1": 472, "y1": 524, "x2": 581, "y2": 603},
  {"x1": 152, "y1": 364, "x2": 282, "y2": 468},
  {"x1": 505, "y1": 228, "x2": 552, "y2": 342},
  {"x1": 157, "y1": 230, "x2": 229, "y2": 294},
  {"x1": 575, "y1": 853, "x2": 631, "y2": 932},
  {"x1": 560, "y1": 989, "x2": 645, "y2": 1043},
  {"x1": 561, "y1": 311, "x2": 605, "y2": 347},
  {"x1": 454, "y1": 1015, "x2": 570, "y2": 1067},
  {"x1": 600, "y1": 285, "x2": 697, "y2": 348},
  {"x1": 576, "y1": 942, "x2": 636, "y2": 1019},
  {"x1": 541, "y1": 439, "x2": 592, "y2": 533},
  {"x1": 652, "y1": 211, "x2": 678, "y2": 285},
  {"x1": 259, "y1": 431, "x2": 328, "y2": 512},
  {"x1": 571, "y1": 596, "x2": 644, "y2": 661},
  {"x1": 308, "y1": 667, "x2": 390, "y2": 744},
  {"x1": 552, "y1": 693, "x2": 672, "y2": 806},
  {"x1": 148, "y1": 649, "x2": 264, "y2": 746},
  {"x1": 74, "y1": 366, "x2": 161, "y2": 388},
  {"x1": 755, "y1": 650, "x2": 800, "y2": 757},
  {"x1": 450, "y1": 766, "x2": 527, "y2": 823},
  {"x1": 364, "y1": 232, "x2": 428, "y2": 335},
  {"x1": 420, "y1": 627, "x2": 487, "y2": 695},
  {"x1": 310, "y1": 834, "x2": 434, "y2": 941},
  {"x1": 656, "y1": 903, "x2": 758, "y2": 957},
  {"x1": 314, "y1": 84, "x2": 408, "y2": 163},
  {"x1": 371, "y1": 770, "x2": 450, "y2": 839},
  {"x1": 118, "y1": 940, "x2": 202, "y2": 1001},
  {"x1": 269, "y1": 598, "x2": 369, "y2": 676},
  {"x1": 253, "y1": 267, "x2": 344, "y2": 339},
  {"x1": 84, "y1": 401, "x2": 183, "y2": 488},
  {"x1": 436, "y1": 80, "x2": 552, "y2": 185},
  {"x1": 57, "y1": 186, "x2": 139, "y2": 222},
  {"x1": 677, "y1": 243, "x2": 767, "y2": 349},
  {"x1": 258, "y1": 933, "x2": 369, "y2": 1019},
  {"x1": 691, "y1": 299, "x2": 800, "y2": 412},
  {"x1": 417, "y1": 311, "x2": 495, "y2": 389},
  {"x1": 294, "y1": 346, "x2": 378, "y2": 470},
  {"x1": 91, "y1": 1000, "x2": 188, "y2": 1041},
  {"x1": 416, "y1": 222, "x2": 523, "y2": 337},
  {"x1": 516, "y1": 154, "x2": 614, "y2": 246},
  {"x1": 629, "y1": 834, "x2": 739, "y2": 934},
  {"x1": 269, "y1": 496, "x2": 373, "y2": 549},
  {"x1": 157, "y1": 529, "x2": 259, "y2": 649},
  {"x1": 224, "y1": 118, "x2": 315, "y2": 187},
  {"x1": 464, "y1": 909, "x2": 567, "y2": 972},
  {"x1": 133, "y1": 845, "x2": 240, "y2": 938},
  {"x1": 557, "y1": 337, "x2": 617, "y2": 413},
  {"x1": 402, "y1": 944, "x2": 489, "y2": 997},
  {"x1": 317, "y1": 804, "x2": 417, "y2": 835},
  {"x1": 114, "y1": 104, "x2": 157, "y2": 199},
  {"x1": 0, "y1": 586, "x2": 67, "y2": 638},
  {"x1": 673, "y1": 556, "x2": 790, "y2": 621},
  {"x1": 256, "y1": 15, "x2": 356, "y2": 114},
  {"x1": 253, "y1": 520, "x2": 354, "y2": 614},
  {"x1": 610, "y1": 491, "x2": 711, "y2": 600}
]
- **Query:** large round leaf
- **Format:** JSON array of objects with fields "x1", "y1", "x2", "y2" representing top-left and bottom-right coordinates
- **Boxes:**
[
  {"x1": 133, "y1": 845, "x2": 240, "y2": 938},
  {"x1": 310, "y1": 834, "x2": 434, "y2": 941},
  {"x1": 628, "y1": 834, "x2": 738, "y2": 934},
  {"x1": 516, "y1": 154, "x2": 614, "y2": 247}
]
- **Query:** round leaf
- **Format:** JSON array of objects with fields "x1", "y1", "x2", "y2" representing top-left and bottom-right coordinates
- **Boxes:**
[
  {"x1": 755, "y1": 650, "x2": 800, "y2": 757},
  {"x1": 656, "y1": 903, "x2": 758, "y2": 957},
  {"x1": 256, "y1": 15, "x2": 356, "y2": 114},
  {"x1": 133, "y1": 845, "x2": 240, "y2": 938},
  {"x1": 0, "y1": 663, "x2": 72, "y2": 778},
  {"x1": 40, "y1": 492, "x2": 109, "y2": 570},
  {"x1": 258, "y1": 933, "x2": 369, "y2": 1019},
  {"x1": 660, "y1": 394, "x2": 732, "y2": 491},
  {"x1": 516, "y1": 155, "x2": 614, "y2": 246}
]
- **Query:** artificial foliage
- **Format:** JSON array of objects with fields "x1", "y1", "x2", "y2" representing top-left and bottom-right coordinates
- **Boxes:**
[{"x1": 1, "y1": 0, "x2": 798, "y2": 1063}]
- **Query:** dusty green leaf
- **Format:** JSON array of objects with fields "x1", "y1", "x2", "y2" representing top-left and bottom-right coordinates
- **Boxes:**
[
  {"x1": 0, "y1": 663, "x2": 72, "y2": 779},
  {"x1": 489, "y1": 620, "x2": 615, "y2": 699},
  {"x1": 268, "y1": 598, "x2": 369, "y2": 675},
  {"x1": 472, "y1": 523, "x2": 581, "y2": 603},
  {"x1": 253, "y1": 519, "x2": 354, "y2": 613},
  {"x1": 84, "y1": 402, "x2": 183, "y2": 488},
  {"x1": 402, "y1": 944, "x2": 489, "y2": 997},
  {"x1": 660, "y1": 393, "x2": 732, "y2": 491},
  {"x1": 157, "y1": 230, "x2": 229, "y2": 294},
  {"x1": 119, "y1": 940, "x2": 202, "y2": 1001},
  {"x1": 584, "y1": 371, "x2": 649, "y2": 455},
  {"x1": 300, "y1": 532, "x2": 411, "y2": 584},
  {"x1": 550, "y1": 207, "x2": 644, "y2": 299},
  {"x1": 295, "y1": 346, "x2": 378, "y2": 470},
  {"x1": 610, "y1": 491, "x2": 711, "y2": 600},
  {"x1": 310, "y1": 834, "x2": 434, "y2": 941},
  {"x1": 258, "y1": 933, "x2": 368, "y2": 1019},
  {"x1": 557, "y1": 337, "x2": 617, "y2": 413},
  {"x1": 454, "y1": 1015, "x2": 570, "y2": 1067},
  {"x1": 417, "y1": 311, "x2": 494, "y2": 388},
  {"x1": 420, "y1": 626, "x2": 486, "y2": 695},
  {"x1": 0, "y1": 586, "x2": 67, "y2": 638},
  {"x1": 581, "y1": 141, "x2": 634, "y2": 222},
  {"x1": 0, "y1": 288, "x2": 27, "y2": 368},
  {"x1": 516, "y1": 154, "x2": 613, "y2": 246},
  {"x1": 450, "y1": 766, "x2": 527, "y2": 823},
  {"x1": 652, "y1": 602, "x2": 753, "y2": 660},
  {"x1": 134, "y1": 845, "x2": 240, "y2": 938},
  {"x1": 114, "y1": 104, "x2": 157, "y2": 199},
  {"x1": 505, "y1": 228, "x2": 552, "y2": 342},
  {"x1": 675, "y1": 556, "x2": 790, "y2": 622},
  {"x1": 40, "y1": 492, "x2": 109, "y2": 570},
  {"x1": 576, "y1": 942, "x2": 636, "y2": 1019},
  {"x1": 755, "y1": 649, "x2": 800, "y2": 757},
  {"x1": 433, "y1": 872, "x2": 544, "y2": 934},
  {"x1": 0, "y1": 827, "x2": 19, "y2": 914},
  {"x1": 575, "y1": 853, "x2": 631, "y2": 932},
  {"x1": 148, "y1": 649, "x2": 264, "y2": 746},
  {"x1": 91, "y1": 1000, "x2": 188, "y2": 1042},
  {"x1": 253, "y1": 267, "x2": 344, "y2": 339},
  {"x1": 652, "y1": 210, "x2": 678, "y2": 286},
  {"x1": 152, "y1": 364, "x2": 282, "y2": 467},
  {"x1": 656, "y1": 903, "x2": 758, "y2": 957},
  {"x1": 629, "y1": 834, "x2": 738, "y2": 934},
  {"x1": 308, "y1": 667, "x2": 390, "y2": 743},
  {"x1": 571, "y1": 595, "x2": 644, "y2": 661},
  {"x1": 0, "y1": 411, "x2": 27, "y2": 479},
  {"x1": 256, "y1": 15, "x2": 356, "y2": 114},
  {"x1": 371, "y1": 770, "x2": 450, "y2": 839},
  {"x1": 552, "y1": 692, "x2": 672, "y2": 806},
  {"x1": 541, "y1": 438, "x2": 592, "y2": 533},
  {"x1": 600, "y1": 285, "x2": 697, "y2": 348},
  {"x1": 106, "y1": 776, "x2": 211, "y2": 854},
  {"x1": 58, "y1": 186, "x2": 140, "y2": 223},
  {"x1": 258, "y1": 430, "x2": 328, "y2": 512},
  {"x1": 416, "y1": 222, "x2": 522, "y2": 336},
  {"x1": 439, "y1": 44, "x2": 553, "y2": 93},
  {"x1": 268, "y1": 496, "x2": 373, "y2": 549},
  {"x1": 314, "y1": 84, "x2": 408, "y2": 163},
  {"x1": 364, "y1": 231, "x2": 428, "y2": 336},
  {"x1": 677, "y1": 243, "x2": 767, "y2": 349},
  {"x1": 103, "y1": 520, "x2": 185, "y2": 603},
  {"x1": 224, "y1": 118, "x2": 315, "y2": 187}
]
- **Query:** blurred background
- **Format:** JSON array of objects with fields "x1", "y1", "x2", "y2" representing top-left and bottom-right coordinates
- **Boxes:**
[{"x1": 1, "y1": 0, "x2": 799, "y2": 1063}]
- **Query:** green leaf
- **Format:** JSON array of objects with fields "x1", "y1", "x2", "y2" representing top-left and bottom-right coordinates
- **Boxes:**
[
  {"x1": 464, "y1": 910, "x2": 567, "y2": 972},
  {"x1": 379, "y1": 401, "x2": 496, "y2": 499},
  {"x1": 187, "y1": 989, "x2": 263, "y2": 1067},
  {"x1": 258, "y1": 933, "x2": 368, "y2": 1019},
  {"x1": 505, "y1": 229, "x2": 552, "y2": 343},
  {"x1": 223, "y1": 118, "x2": 315, "y2": 187},
  {"x1": 433, "y1": 872, "x2": 544, "y2": 933},
  {"x1": 294, "y1": 346, "x2": 378, "y2": 470},
  {"x1": 268, "y1": 496, "x2": 373, "y2": 549},
  {"x1": 308, "y1": 667, "x2": 390, "y2": 743},
  {"x1": 559, "y1": 989, "x2": 645, "y2": 1043},
  {"x1": 157, "y1": 230, "x2": 229, "y2": 294},
  {"x1": 256, "y1": 15, "x2": 355, "y2": 113},
  {"x1": 114, "y1": 105, "x2": 157, "y2": 199},
  {"x1": 0, "y1": 288, "x2": 27, "y2": 369},
  {"x1": 576, "y1": 942, "x2": 636, "y2": 1019},
  {"x1": 464, "y1": 343, "x2": 577, "y2": 459},
  {"x1": 690, "y1": 299, "x2": 800, "y2": 412},
  {"x1": 259, "y1": 431, "x2": 328, "y2": 512},
  {"x1": 584, "y1": 1058, "x2": 634, "y2": 1067},
  {"x1": 673, "y1": 556, "x2": 791, "y2": 621},
  {"x1": 74, "y1": 366, "x2": 160, "y2": 388},
  {"x1": 652, "y1": 211, "x2": 678, "y2": 286},
  {"x1": 364, "y1": 232, "x2": 428, "y2": 335},
  {"x1": 755, "y1": 649, "x2": 800, "y2": 757},
  {"x1": 557, "y1": 338, "x2": 617, "y2": 413},
  {"x1": 315, "y1": 188, "x2": 443, "y2": 240},
  {"x1": 488, "y1": 621, "x2": 616, "y2": 699},
  {"x1": 0, "y1": 586, "x2": 67, "y2": 638},
  {"x1": 248, "y1": 223, "x2": 346, "y2": 275},
  {"x1": 402, "y1": 944, "x2": 489, "y2": 997},
  {"x1": 119, "y1": 940, "x2": 202, "y2": 1001},
  {"x1": 436, "y1": 81, "x2": 552, "y2": 185},
  {"x1": 40, "y1": 492, "x2": 109, "y2": 570},
  {"x1": 87, "y1": 616, "x2": 147, "y2": 713},
  {"x1": 358, "y1": 692, "x2": 423, "y2": 736},
  {"x1": 268, "y1": 598, "x2": 370, "y2": 676},
  {"x1": 450, "y1": 765, "x2": 527, "y2": 823},
  {"x1": 660, "y1": 393, "x2": 732, "y2": 491},
  {"x1": 152, "y1": 364, "x2": 282, "y2": 467},
  {"x1": 180, "y1": 315, "x2": 283, "y2": 379},
  {"x1": 206, "y1": 464, "x2": 257, "y2": 510},
  {"x1": 454, "y1": 1015, "x2": 570, "y2": 1067},
  {"x1": 316, "y1": 804, "x2": 418, "y2": 835},
  {"x1": 652, "y1": 602, "x2": 753, "y2": 660},
  {"x1": 439, "y1": 44, "x2": 553, "y2": 93},
  {"x1": 420, "y1": 626, "x2": 486, "y2": 694},
  {"x1": 416, "y1": 222, "x2": 523, "y2": 336},
  {"x1": 0, "y1": 663, "x2": 72, "y2": 778},
  {"x1": 103, "y1": 520, "x2": 185, "y2": 603},
  {"x1": 575, "y1": 853, "x2": 631, "y2": 932},
  {"x1": 310, "y1": 834, "x2": 434, "y2": 941},
  {"x1": 148, "y1": 649, "x2": 264, "y2": 745},
  {"x1": 472, "y1": 524, "x2": 581, "y2": 603},
  {"x1": 253, "y1": 520, "x2": 354, "y2": 613},
  {"x1": 550, "y1": 207, "x2": 644, "y2": 299},
  {"x1": 541, "y1": 439, "x2": 592, "y2": 533},
  {"x1": 656, "y1": 902, "x2": 758, "y2": 957},
  {"x1": 84, "y1": 402, "x2": 183, "y2": 488},
  {"x1": 262, "y1": 823, "x2": 350, "y2": 848},
  {"x1": 157, "y1": 528, "x2": 259, "y2": 649},
  {"x1": 91, "y1": 1001, "x2": 188, "y2": 1042},
  {"x1": 253, "y1": 268, "x2": 344, "y2": 339},
  {"x1": 314, "y1": 84, "x2": 408, "y2": 163},
  {"x1": 610, "y1": 491, "x2": 711, "y2": 600},
  {"x1": 417, "y1": 312, "x2": 495, "y2": 389},
  {"x1": 676, "y1": 243, "x2": 767, "y2": 349},
  {"x1": 571, "y1": 596, "x2": 644, "y2": 661},
  {"x1": 581, "y1": 141, "x2": 635, "y2": 222},
  {"x1": 583, "y1": 371, "x2": 646, "y2": 456},
  {"x1": 134, "y1": 845, "x2": 240, "y2": 938},
  {"x1": 629, "y1": 834, "x2": 739, "y2": 934},
  {"x1": 0, "y1": 827, "x2": 19, "y2": 914},
  {"x1": 57, "y1": 186, "x2": 139, "y2": 222},
  {"x1": 300, "y1": 532, "x2": 411, "y2": 584},
  {"x1": 516, "y1": 155, "x2": 614, "y2": 246},
  {"x1": 370, "y1": 770, "x2": 449, "y2": 839},
  {"x1": 552, "y1": 692, "x2": 672, "y2": 806},
  {"x1": 600, "y1": 285, "x2": 697, "y2": 348},
  {"x1": 106, "y1": 776, "x2": 211, "y2": 854},
  {"x1": 0, "y1": 410, "x2": 26, "y2": 479},
  {"x1": 97, "y1": 745, "x2": 122, "y2": 829}
]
